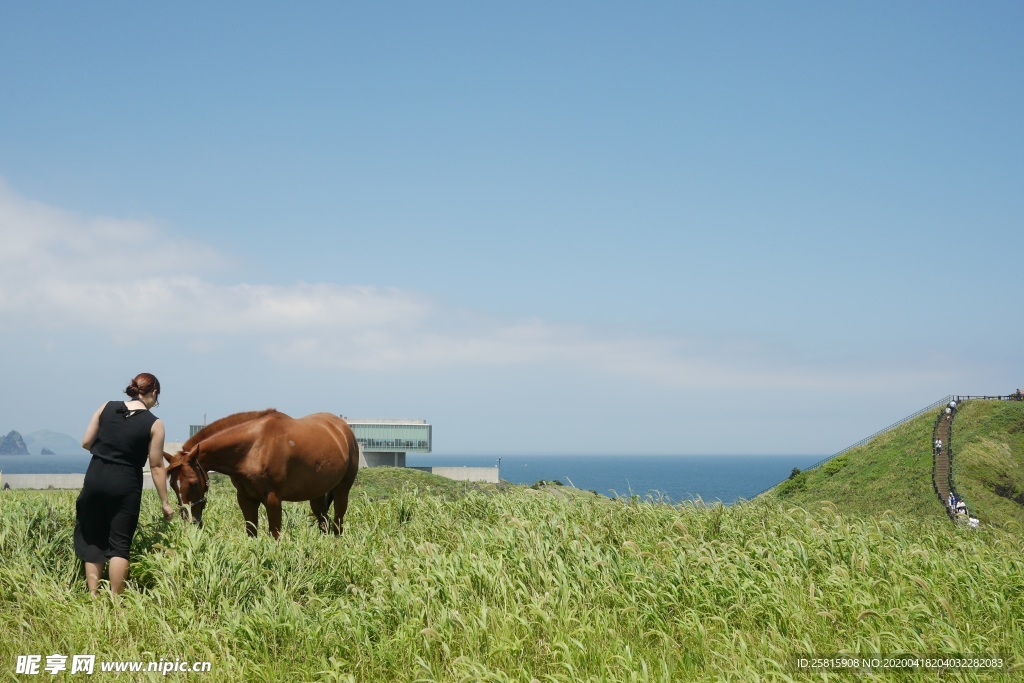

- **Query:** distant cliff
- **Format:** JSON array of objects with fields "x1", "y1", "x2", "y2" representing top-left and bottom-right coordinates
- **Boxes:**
[
  {"x1": 0, "y1": 430, "x2": 76, "y2": 455},
  {"x1": 0, "y1": 430, "x2": 30, "y2": 455}
]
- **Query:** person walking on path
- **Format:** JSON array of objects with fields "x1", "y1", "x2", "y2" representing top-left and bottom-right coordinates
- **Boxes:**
[{"x1": 74, "y1": 373, "x2": 175, "y2": 596}]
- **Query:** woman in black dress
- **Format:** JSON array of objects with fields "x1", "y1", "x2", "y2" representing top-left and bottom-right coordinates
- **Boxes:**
[{"x1": 75, "y1": 372, "x2": 175, "y2": 595}]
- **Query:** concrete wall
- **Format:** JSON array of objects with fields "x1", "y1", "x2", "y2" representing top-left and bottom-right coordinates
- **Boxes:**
[{"x1": 2, "y1": 474, "x2": 157, "y2": 490}]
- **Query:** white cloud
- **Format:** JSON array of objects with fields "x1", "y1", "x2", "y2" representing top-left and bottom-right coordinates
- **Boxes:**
[
  {"x1": 0, "y1": 181, "x2": 949, "y2": 395},
  {"x1": 0, "y1": 182, "x2": 223, "y2": 280}
]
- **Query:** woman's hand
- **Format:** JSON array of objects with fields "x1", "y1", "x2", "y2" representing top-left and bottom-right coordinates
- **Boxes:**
[{"x1": 162, "y1": 501, "x2": 175, "y2": 521}]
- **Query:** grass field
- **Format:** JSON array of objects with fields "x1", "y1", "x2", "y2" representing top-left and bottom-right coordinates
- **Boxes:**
[{"x1": 1, "y1": 467, "x2": 1022, "y2": 681}]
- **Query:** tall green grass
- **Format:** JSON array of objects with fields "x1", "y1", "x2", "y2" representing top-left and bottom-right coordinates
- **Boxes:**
[{"x1": 1, "y1": 471, "x2": 1022, "y2": 681}]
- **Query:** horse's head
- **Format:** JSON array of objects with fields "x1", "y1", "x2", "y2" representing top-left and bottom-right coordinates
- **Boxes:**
[{"x1": 165, "y1": 449, "x2": 209, "y2": 527}]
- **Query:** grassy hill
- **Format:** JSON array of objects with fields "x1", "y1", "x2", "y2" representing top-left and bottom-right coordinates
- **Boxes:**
[
  {"x1": 767, "y1": 410, "x2": 941, "y2": 522},
  {"x1": 2, "y1": 468, "x2": 1023, "y2": 680},
  {"x1": 948, "y1": 399, "x2": 1024, "y2": 530},
  {"x1": 768, "y1": 399, "x2": 1024, "y2": 530}
]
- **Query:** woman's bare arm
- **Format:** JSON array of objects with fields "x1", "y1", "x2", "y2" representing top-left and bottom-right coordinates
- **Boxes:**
[
  {"x1": 81, "y1": 404, "x2": 105, "y2": 450},
  {"x1": 148, "y1": 419, "x2": 175, "y2": 519}
]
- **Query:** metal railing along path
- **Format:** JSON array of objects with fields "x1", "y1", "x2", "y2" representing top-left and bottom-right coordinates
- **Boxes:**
[{"x1": 953, "y1": 394, "x2": 1020, "y2": 402}]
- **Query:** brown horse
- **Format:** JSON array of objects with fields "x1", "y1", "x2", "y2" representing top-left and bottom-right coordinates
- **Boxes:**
[{"x1": 165, "y1": 409, "x2": 359, "y2": 539}]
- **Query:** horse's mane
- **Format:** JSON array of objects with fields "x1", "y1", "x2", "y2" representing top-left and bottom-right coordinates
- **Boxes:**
[{"x1": 183, "y1": 409, "x2": 281, "y2": 450}]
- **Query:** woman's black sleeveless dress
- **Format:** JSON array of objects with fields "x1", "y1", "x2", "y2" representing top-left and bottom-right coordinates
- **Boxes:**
[{"x1": 74, "y1": 401, "x2": 157, "y2": 563}]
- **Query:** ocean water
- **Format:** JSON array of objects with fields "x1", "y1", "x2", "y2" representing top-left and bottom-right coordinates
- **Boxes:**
[
  {"x1": 1, "y1": 453, "x2": 824, "y2": 505},
  {"x1": 408, "y1": 453, "x2": 824, "y2": 504},
  {"x1": 0, "y1": 453, "x2": 93, "y2": 474}
]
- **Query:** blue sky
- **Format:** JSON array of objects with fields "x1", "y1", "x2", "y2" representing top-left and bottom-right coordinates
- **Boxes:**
[{"x1": 1, "y1": 2, "x2": 1021, "y2": 454}]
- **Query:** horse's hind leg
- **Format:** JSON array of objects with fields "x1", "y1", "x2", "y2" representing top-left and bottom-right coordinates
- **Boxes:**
[
  {"x1": 309, "y1": 495, "x2": 330, "y2": 533},
  {"x1": 330, "y1": 482, "x2": 354, "y2": 535}
]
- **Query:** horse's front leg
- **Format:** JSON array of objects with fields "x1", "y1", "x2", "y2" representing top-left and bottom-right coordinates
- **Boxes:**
[
  {"x1": 266, "y1": 492, "x2": 283, "y2": 540},
  {"x1": 236, "y1": 489, "x2": 260, "y2": 538}
]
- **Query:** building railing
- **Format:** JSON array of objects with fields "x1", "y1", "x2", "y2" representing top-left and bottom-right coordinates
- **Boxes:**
[{"x1": 357, "y1": 438, "x2": 430, "y2": 451}]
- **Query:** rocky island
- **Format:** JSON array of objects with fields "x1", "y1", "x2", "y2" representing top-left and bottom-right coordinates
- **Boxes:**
[{"x1": 0, "y1": 430, "x2": 30, "y2": 455}]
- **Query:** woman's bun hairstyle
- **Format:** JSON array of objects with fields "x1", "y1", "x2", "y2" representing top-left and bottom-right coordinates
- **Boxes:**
[{"x1": 125, "y1": 373, "x2": 161, "y2": 399}]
